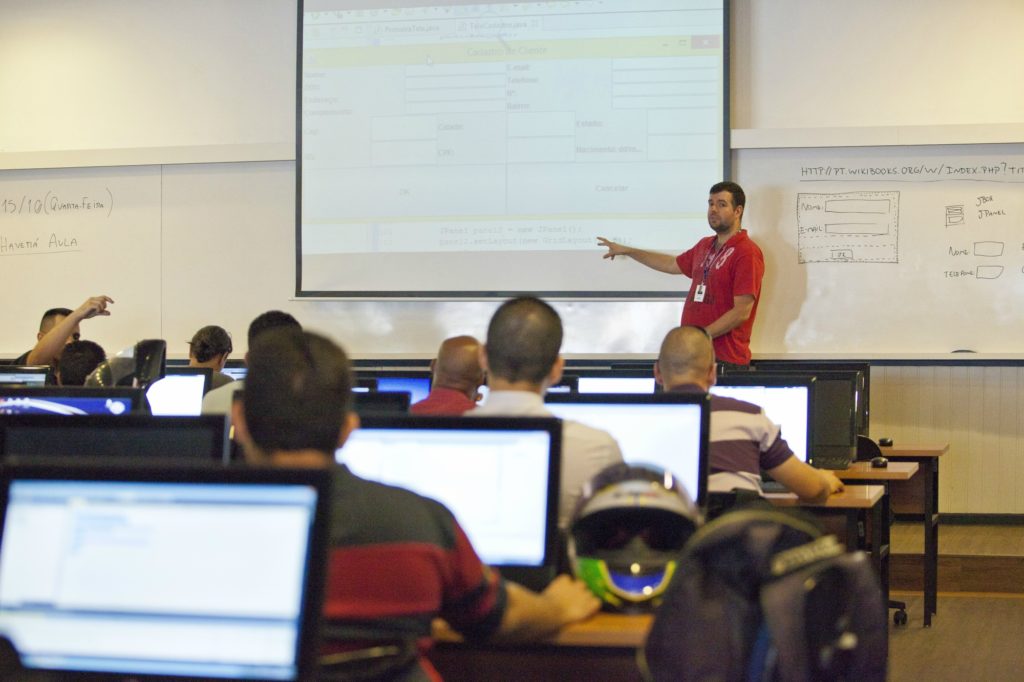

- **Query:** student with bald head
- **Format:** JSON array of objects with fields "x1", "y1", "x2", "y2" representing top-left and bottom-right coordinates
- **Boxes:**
[
  {"x1": 410, "y1": 335, "x2": 485, "y2": 415},
  {"x1": 654, "y1": 325, "x2": 843, "y2": 503}
]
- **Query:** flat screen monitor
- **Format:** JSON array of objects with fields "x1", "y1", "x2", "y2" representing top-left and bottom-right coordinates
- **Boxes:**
[
  {"x1": 0, "y1": 461, "x2": 331, "y2": 681},
  {"x1": 710, "y1": 376, "x2": 815, "y2": 464},
  {"x1": 751, "y1": 360, "x2": 870, "y2": 435},
  {"x1": 0, "y1": 367, "x2": 50, "y2": 387},
  {"x1": 353, "y1": 391, "x2": 410, "y2": 415},
  {"x1": 0, "y1": 387, "x2": 144, "y2": 416},
  {"x1": 0, "y1": 414, "x2": 231, "y2": 465},
  {"x1": 570, "y1": 370, "x2": 658, "y2": 395},
  {"x1": 544, "y1": 393, "x2": 709, "y2": 505},
  {"x1": 374, "y1": 374, "x2": 432, "y2": 404},
  {"x1": 339, "y1": 416, "x2": 561, "y2": 589},
  {"x1": 222, "y1": 360, "x2": 248, "y2": 382},
  {"x1": 146, "y1": 367, "x2": 212, "y2": 416}
]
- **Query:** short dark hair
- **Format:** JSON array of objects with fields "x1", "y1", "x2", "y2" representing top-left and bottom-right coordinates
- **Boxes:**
[
  {"x1": 709, "y1": 181, "x2": 746, "y2": 210},
  {"x1": 485, "y1": 297, "x2": 562, "y2": 384},
  {"x1": 188, "y1": 325, "x2": 233, "y2": 362},
  {"x1": 57, "y1": 340, "x2": 106, "y2": 386},
  {"x1": 247, "y1": 310, "x2": 301, "y2": 348},
  {"x1": 243, "y1": 328, "x2": 353, "y2": 454},
  {"x1": 39, "y1": 307, "x2": 73, "y2": 333}
]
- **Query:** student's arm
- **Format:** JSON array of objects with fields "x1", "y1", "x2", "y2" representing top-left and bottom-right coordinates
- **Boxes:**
[
  {"x1": 489, "y1": 575, "x2": 601, "y2": 643},
  {"x1": 597, "y1": 237, "x2": 682, "y2": 274},
  {"x1": 703, "y1": 294, "x2": 756, "y2": 338},
  {"x1": 766, "y1": 457, "x2": 845, "y2": 504},
  {"x1": 26, "y1": 295, "x2": 113, "y2": 366}
]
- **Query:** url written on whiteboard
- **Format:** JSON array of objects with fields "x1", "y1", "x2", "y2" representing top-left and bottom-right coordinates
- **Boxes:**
[{"x1": 0, "y1": 188, "x2": 113, "y2": 217}]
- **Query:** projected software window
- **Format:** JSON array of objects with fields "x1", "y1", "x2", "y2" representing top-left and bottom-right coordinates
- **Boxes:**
[{"x1": 300, "y1": 0, "x2": 725, "y2": 295}]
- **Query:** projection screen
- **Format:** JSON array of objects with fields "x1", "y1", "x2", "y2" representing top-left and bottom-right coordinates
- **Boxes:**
[{"x1": 298, "y1": 0, "x2": 727, "y2": 298}]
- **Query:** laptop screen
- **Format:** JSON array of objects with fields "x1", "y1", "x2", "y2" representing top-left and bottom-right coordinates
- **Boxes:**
[
  {"x1": 0, "y1": 465, "x2": 328, "y2": 680},
  {"x1": 0, "y1": 388, "x2": 141, "y2": 416},
  {"x1": 545, "y1": 393, "x2": 709, "y2": 504},
  {"x1": 576, "y1": 376, "x2": 657, "y2": 394},
  {"x1": 146, "y1": 369, "x2": 211, "y2": 416},
  {"x1": 0, "y1": 368, "x2": 49, "y2": 387},
  {"x1": 710, "y1": 378, "x2": 813, "y2": 463},
  {"x1": 338, "y1": 416, "x2": 560, "y2": 571}
]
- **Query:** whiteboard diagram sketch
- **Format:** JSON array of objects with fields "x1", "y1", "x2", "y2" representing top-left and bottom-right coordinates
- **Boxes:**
[{"x1": 796, "y1": 191, "x2": 899, "y2": 263}]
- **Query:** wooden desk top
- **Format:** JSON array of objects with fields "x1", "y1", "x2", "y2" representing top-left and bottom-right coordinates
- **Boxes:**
[
  {"x1": 765, "y1": 484, "x2": 884, "y2": 509},
  {"x1": 879, "y1": 443, "x2": 949, "y2": 458},
  {"x1": 838, "y1": 461, "x2": 919, "y2": 481},
  {"x1": 434, "y1": 612, "x2": 652, "y2": 649}
]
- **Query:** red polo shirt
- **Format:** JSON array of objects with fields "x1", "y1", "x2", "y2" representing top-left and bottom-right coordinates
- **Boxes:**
[{"x1": 676, "y1": 229, "x2": 764, "y2": 365}]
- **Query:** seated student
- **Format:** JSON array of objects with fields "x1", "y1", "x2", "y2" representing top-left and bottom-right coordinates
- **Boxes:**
[
  {"x1": 12, "y1": 307, "x2": 73, "y2": 365},
  {"x1": 22, "y1": 295, "x2": 113, "y2": 368},
  {"x1": 201, "y1": 310, "x2": 301, "y2": 415},
  {"x1": 55, "y1": 340, "x2": 107, "y2": 386},
  {"x1": 232, "y1": 328, "x2": 600, "y2": 679},
  {"x1": 654, "y1": 326, "x2": 844, "y2": 503},
  {"x1": 410, "y1": 335, "x2": 485, "y2": 415},
  {"x1": 472, "y1": 297, "x2": 624, "y2": 529},
  {"x1": 187, "y1": 324, "x2": 234, "y2": 392}
]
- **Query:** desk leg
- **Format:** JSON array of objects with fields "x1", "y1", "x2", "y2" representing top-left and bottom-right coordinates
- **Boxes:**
[
  {"x1": 923, "y1": 458, "x2": 939, "y2": 627},
  {"x1": 875, "y1": 487, "x2": 890, "y2": 610}
]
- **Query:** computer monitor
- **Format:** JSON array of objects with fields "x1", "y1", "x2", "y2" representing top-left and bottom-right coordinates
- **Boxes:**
[
  {"x1": 146, "y1": 367, "x2": 212, "y2": 416},
  {"x1": 0, "y1": 414, "x2": 231, "y2": 464},
  {"x1": 0, "y1": 461, "x2": 330, "y2": 681},
  {"x1": 374, "y1": 374, "x2": 432, "y2": 404},
  {"x1": 751, "y1": 360, "x2": 870, "y2": 435},
  {"x1": 339, "y1": 416, "x2": 561, "y2": 589},
  {"x1": 0, "y1": 367, "x2": 50, "y2": 387},
  {"x1": 221, "y1": 360, "x2": 248, "y2": 382},
  {"x1": 352, "y1": 391, "x2": 410, "y2": 415},
  {"x1": 570, "y1": 370, "x2": 658, "y2": 395},
  {"x1": 710, "y1": 375, "x2": 815, "y2": 465},
  {"x1": 544, "y1": 393, "x2": 710, "y2": 505},
  {"x1": 749, "y1": 369, "x2": 862, "y2": 470},
  {"x1": 0, "y1": 387, "x2": 145, "y2": 416}
]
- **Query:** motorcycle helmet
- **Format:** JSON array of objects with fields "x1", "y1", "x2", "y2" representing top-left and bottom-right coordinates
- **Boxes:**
[
  {"x1": 86, "y1": 339, "x2": 166, "y2": 390},
  {"x1": 568, "y1": 463, "x2": 700, "y2": 612}
]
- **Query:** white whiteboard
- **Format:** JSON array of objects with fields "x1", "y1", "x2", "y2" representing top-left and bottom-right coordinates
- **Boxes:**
[
  {"x1": 0, "y1": 167, "x2": 163, "y2": 355},
  {"x1": 736, "y1": 144, "x2": 1024, "y2": 354}
]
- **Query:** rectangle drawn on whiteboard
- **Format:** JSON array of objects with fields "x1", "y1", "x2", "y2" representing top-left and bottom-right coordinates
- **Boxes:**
[{"x1": 797, "y1": 191, "x2": 899, "y2": 263}]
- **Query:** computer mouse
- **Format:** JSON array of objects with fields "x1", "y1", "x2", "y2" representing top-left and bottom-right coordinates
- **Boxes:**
[
  {"x1": 878, "y1": 437, "x2": 893, "y2": 447},
  {"x1": 871, "y1": 456, "x2": 889, "y2": 468}
]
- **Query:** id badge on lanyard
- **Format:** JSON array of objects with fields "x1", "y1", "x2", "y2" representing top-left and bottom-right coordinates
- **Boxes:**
[{"x1": 695, "y1": 243, "x2": 719, "y2": 303}]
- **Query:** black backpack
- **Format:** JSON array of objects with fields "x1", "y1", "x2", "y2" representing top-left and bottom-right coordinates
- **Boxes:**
[{"x1": 641, "y1": 507, "x2": 887, "y2": 682}]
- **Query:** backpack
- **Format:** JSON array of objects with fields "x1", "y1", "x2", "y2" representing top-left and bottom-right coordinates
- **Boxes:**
[{"x1": 641, "y1": 507, "x2": 887, "y2": 682}]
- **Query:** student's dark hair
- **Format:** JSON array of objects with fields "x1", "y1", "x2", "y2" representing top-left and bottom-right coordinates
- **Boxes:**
[
  {"x1": 39, "y1": 307, "x2": 73, "y2": 332},
  {"x1": 57, "y1": 340, "x2": 106, "y2": 386},
  {"x1": 709, "y1": 181, "x2": 746, "y2": 209},
  {"x1": 247, "y1": 310, "x2": 301, "y2": 348},
  {"x1": 485, "y1": 297, "x2": 562, "y2": 384},
  {"x1": 243, "y1": 328, "x2": 353, "y2": 454},
  {"x1": 188, "y1": 325, "x2": 233, "y2": 362}
]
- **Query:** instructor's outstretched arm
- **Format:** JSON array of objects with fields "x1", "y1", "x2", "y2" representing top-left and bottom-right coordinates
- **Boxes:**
[{"x1": 597, "y1": 237, "x2": 681, "y2": 274}]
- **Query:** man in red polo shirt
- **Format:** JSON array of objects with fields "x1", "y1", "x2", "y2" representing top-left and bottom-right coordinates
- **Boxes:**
[{"x1": 597, "y1": 181, "x2": 764, "y2": 367}]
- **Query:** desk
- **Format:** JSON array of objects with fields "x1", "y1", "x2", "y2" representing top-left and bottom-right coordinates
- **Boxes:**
[
  {"x1": 765, "y1": 485, "x2": 888, "y2": 605},
  {"x1": 879, "y1": 443, "x2": 947, "y2": 627},
  {"x1": 430, "y1": 613, "x2": 651, "y2": 681}
]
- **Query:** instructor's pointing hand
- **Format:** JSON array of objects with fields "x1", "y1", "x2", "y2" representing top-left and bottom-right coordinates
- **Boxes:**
[{"x1": 597, "y1": 236, "x2": 628, "y2": 260}]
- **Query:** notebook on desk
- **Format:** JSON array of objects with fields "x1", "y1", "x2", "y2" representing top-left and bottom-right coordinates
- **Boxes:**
[{"x1": 0, "y1": 461, "x2": 331, "y2": 681}]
